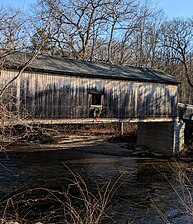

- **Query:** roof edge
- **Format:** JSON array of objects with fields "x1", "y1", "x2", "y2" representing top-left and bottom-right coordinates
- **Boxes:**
[{"x1": 4, "y1": 64, "x2": 179, "y2": 85}]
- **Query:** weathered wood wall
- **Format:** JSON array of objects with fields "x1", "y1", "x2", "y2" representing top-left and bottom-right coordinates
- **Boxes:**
[{"x1": 0, "y1": 69, "x2": 178, "y2": 119}]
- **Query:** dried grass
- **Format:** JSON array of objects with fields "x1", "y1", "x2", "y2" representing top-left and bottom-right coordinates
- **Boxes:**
[
  {"x1": 151, "y1": 163, "x2": 193, "y2": 223},
  {"x1": 0, "y1": 166, "x2": 125, "y2": 224}
]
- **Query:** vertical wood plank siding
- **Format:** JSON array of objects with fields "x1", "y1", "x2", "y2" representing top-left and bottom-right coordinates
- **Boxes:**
[{"x1": 1, "y1": 70, "x2": 178, "y2": 119}]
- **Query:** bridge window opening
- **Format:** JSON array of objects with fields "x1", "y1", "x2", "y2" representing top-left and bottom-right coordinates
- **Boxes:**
[{"x1": 92, "y1": 93, "x2": 102, "y2": 106}]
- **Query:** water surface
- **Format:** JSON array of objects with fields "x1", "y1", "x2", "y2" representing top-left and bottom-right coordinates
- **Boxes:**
[{"x1": 0, "y1": 148, "x2": 192, "y2": 223}]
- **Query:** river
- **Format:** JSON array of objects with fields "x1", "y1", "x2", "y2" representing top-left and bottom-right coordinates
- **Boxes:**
[{"x1": 0, "y1": 148, "x2": 192, "y2": 223}]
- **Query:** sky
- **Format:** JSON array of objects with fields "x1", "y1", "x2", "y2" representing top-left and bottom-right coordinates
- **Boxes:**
[
  {"x1": 0, "y1": 0, "x2": 34, "y2": 11},
  {"x1": 0, "y1": 0, "x2": 193, "y2": 19},
  {"x1": 154, "y1": 0, "x2": 193, "y2": 18}
]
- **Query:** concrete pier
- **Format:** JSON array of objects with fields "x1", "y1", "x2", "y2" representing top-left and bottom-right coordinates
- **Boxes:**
[{"x1": 137, "y1": 121, "x2": 185, "y2": 156}]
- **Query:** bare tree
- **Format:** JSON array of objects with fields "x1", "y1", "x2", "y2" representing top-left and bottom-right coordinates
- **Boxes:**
[
  {"x1": 35, "y1": 0, "x2": 109, "y2": 60},
  {"x1": 159, "y1": 18, "x2": 193, "y2": 86},
  {"x1": 104, "y1": 0, "x2": 163, "y2": 65},
  {"x1": 0, "y1": 7, "x2": 27, "y2": 65},
  {"x1": 157, "y1": 18, "x2": 193, "y2": 103},
  {"x1": 0, "y1": 6, "x2": 52, "y2": 150}
]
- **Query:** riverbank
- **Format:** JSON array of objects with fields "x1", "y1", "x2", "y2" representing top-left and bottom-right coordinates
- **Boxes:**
[
  {"x1": 3, "y1": 121, "x2": 193, "y2": 160},
  {"x1": 6, "y1": 134, "x2": 134, "y2": 157},
  {"x1": 4, "y1": 123, "x2": 137, "y2": 156}
]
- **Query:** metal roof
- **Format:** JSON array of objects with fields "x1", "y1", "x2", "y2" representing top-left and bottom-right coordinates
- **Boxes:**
[{"x1": 5, "y1": 53, "x2": 178, "y2": 85}]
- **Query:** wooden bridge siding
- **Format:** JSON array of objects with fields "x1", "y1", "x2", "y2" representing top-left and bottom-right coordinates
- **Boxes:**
[
  {"x1": 1, "y1": 70, "x2": 178, "y2": 119},
  {"x1": 0, "y1": 70, "x2": 18, "y2": 112}
]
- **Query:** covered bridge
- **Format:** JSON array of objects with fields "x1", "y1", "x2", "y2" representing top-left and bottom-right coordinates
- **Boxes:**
[{"x1": 1, "y1": 53, "x2": 184, "y2": 155}]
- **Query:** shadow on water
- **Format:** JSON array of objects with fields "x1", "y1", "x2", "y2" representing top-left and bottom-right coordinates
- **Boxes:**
[{"x1": 0, "y1": 146, "x2": 193, "y2": 223}]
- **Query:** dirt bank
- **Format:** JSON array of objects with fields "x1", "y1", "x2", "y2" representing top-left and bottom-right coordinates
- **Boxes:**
[{"x1": 7, "y1": 135, "x2": 135, "y2": 157}]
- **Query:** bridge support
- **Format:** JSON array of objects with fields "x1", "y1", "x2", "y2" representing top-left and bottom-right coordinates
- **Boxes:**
[{"x1": 137, "y1": 121, "x2": 185, "y2": 156}]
